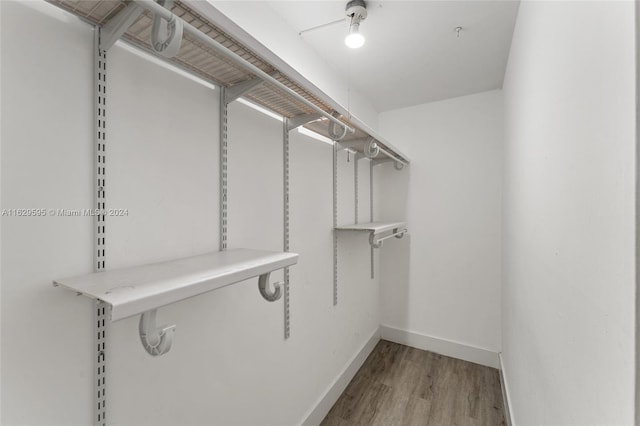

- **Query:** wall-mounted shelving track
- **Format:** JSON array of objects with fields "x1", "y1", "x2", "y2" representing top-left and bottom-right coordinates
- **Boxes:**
[
  {"x1": 46, "y1": 1, "x2": 410, "y2": 424},
  {"x1": 332, "y1": 140, "x2": 408, "y2": 295},
  {"x1": 46, "y1": 0, "x2": 410, "y2": 166}
]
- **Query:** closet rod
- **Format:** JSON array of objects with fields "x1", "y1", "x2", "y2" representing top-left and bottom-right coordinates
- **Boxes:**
[
  {"x1": 134, "y1": 0, "x2": 355, "y2": 134},
  {"x1": 377, "y1": 144, "x2": 408, "y2": 166}
]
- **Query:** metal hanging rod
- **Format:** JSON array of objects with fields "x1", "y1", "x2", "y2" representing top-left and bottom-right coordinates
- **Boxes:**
[
  {"x1": 378, "y1": 145, "x2": 407, "y2": 166},
  {"x1": 133, "y1": 0, "x2": 355, "y2": 134}
]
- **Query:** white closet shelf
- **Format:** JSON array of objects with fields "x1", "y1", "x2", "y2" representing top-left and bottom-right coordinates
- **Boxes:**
[
  {"x1": 54, "y1": 249, "x2": 298, "y2": 321},
  {"x1": 335, "y1": 222, "x2": 407, "y2": 235},
  {"x1": 335, "y1": 222, "x2": 408, "y2": 249},
  {"x1": 48, "y1": 0, "x2": 409, "y2": 165}
]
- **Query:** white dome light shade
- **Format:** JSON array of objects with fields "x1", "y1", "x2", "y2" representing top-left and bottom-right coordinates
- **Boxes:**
[{"x1": 345, "y1": 23, "x2": 365, "y2": 48}]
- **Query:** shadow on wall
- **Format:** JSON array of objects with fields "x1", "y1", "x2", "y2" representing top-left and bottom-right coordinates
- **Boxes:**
[
  {"x1": 381, "y1": 234, "x2": 411, "y2": 328},
  {"x1": 377, "y1": 162, "x2": 411, "y2": 328}
]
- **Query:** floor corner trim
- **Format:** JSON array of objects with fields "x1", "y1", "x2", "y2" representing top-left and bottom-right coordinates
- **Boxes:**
[
  {"x1": 300, "y1": 327, "x2": 381, "y2": 426},
  {"x1": 380, "y1": 324, "x2": 500, "y2": 368},
  {"x1": 499, "y1": 353, "x2": 515, "y2": 426}
]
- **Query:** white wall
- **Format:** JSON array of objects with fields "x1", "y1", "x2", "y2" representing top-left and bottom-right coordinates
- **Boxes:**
[
  {"x1": 377, "y1": 90, "x2": 503, "y2": 368},
  {"x1": 1, "y1": 2, "x2": 380, "y2": 424},
  {"x1": 1, "y1": 3, "x2": 95, "y2": 424},
  {"x1": 502, "y1": 2, "x2": 636, "y2": 425}
]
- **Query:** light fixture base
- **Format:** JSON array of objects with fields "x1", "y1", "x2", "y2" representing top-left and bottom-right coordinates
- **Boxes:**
[{"x1": 345, "y1": 0, "x2": 367, "y2": 21}]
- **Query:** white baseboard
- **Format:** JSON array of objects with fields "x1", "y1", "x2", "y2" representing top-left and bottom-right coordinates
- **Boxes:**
[
  {"x1": 499, "y1": 353, "x2": 515, "y2": 426},
  {"x1": 380, "y1": 325, "x2": 500, "y2": 369},
  {"x1": 300, "y1": 327, "x2": 381, "y2": 426}
]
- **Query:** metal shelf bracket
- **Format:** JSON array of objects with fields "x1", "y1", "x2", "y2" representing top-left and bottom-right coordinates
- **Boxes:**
[
  {"x1": 364, "y1": 137, "x2": 380, "y2": 158},
  {"x1": 225, "y1": 77, "x2": 264, "y2": 104},
  {"x1": 337, "y1": 138, "x2": 368, "y2": 151},
  {"x1": 287, "y1": 113, "x2": 323, "y2": 131},
  {"x1": 139, "y1": 309, "x2": 176, "y2": 357},
  {"x1": 258, "y1": 272, "x2": 283, "y2": 302},
  {"x1": 99, "y1": 3, "x2": 143, "y2": 51},
  {"x1": 328, "y1": 115, "x2": 349, "y2": 141},
  {"x1": 150, "y1": 0, "x2": 183, "y2": 58},
  {"x1": 136, "y1": 271, "x2": 287, "y2": 357}
]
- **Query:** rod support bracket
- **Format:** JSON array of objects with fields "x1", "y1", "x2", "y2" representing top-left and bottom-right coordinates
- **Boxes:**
[
  {"x1": 369, "y1": 228, "x2": 407, "y2": 249},
  {"x1": 369, "y1": 233, "x2": 383, "y2": 248},
  {"x1": 139, "y1": 309, "x2": 175, "y2": 357},
  {"x1": 364, "y1": 137, "x2": 380, "y2": 158},
  {"x1": 258, "y1": 272, "x2": 283, "y2": 302},
  {"x1": 328, "y1": 114, "x2": 349, "y2": 141},
  {"x1": 151, "y1": 0, "x2": 183, "y2": 58}
]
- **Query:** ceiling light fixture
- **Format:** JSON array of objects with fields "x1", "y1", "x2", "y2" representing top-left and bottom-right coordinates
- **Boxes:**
[{"x1": 345, "y1": 0, "x2": 367, "y2": 49}]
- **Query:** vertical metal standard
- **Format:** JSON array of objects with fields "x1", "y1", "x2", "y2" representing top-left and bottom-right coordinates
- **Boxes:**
[
  {"x1": 354, "y1": 154, "x2": 359, "y2": 225},
  {"x1": 96, "y1": 302, "x2": 108, "y2": 426},
  {"x1": 283, "y1": 119, "x2": 291, "y2": 339},
  {"x1": 369, "y1": 160, "x2": 374, "y2": 223},
  {"x1": 94, "y1": 28, "x2": 108, "y2": 426},
  {"x1": 370, "y1": 160, "x2": 374, "y2": 279},
  {"x1": 219, "y1": 87, "x2": 228, "y2": 251},
  {"x1": 333, "y1": 142, "x2": 338, "y2": 305}
]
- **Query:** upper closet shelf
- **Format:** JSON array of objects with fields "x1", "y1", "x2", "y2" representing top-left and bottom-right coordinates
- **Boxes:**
[
  {"x1": 54, "y1": 249, "x2": 298, "y2": 321},
  {"x1": 48, "y1": 0, "x2": 409, "y2": 166},
  {"x1": 335, "y1": 221, "x2": 408, "y2": 248}
]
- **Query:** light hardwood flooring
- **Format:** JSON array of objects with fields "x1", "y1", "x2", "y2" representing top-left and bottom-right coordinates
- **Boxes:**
[{"x1": 321, "y1": 340, "x2": 506, "y2": 426}]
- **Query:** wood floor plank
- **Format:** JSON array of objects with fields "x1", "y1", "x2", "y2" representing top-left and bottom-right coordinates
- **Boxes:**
[
  {"x1": 368, "y1": 389, "x2": 432, "y2": 426},
  {"x1": 319, "y1": 414, "x2": 352, "y2": 426},
  {"x1": 328, "y1": 374, "x2": 392, "y2": 424},
  {"x1": 360, "y1": 340, "x2": 408, "y2": 385},
  {"x1": 323, "y1": 340, "x2": 506, "y2": 426}
]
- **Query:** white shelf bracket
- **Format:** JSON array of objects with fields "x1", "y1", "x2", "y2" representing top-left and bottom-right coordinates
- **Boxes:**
[
  {"x1": 139, "y1": 309, "x2": 176, "y2": 357},
  {"x1": 150, "y1": 0, "x2": 183, "y2": 58},
  {"x1": 364, "y1": 137, "x2": 380, "y2": 158},
  {"x1": 372, "y1": 158, "x2": 392, "y2": 166},
  {"x1": 373, "y1": 158, "x2": 407, "y2": 171},
  {"x1": 99, "y1": 2, "x2": 144, "y2": 51},
  {"x1": 258, "y1": 272, "x2": 283, "y2": 302},
  {"x1": 286, "y1": 113, "x2": 323, "y2": 131},
  {"x1": 328, "y1": 114, "x2": 350, "y2": 141},
  {"x1": 337, "y1": 138, "x2": 368, "y2": 152},
  {"x1": 224, "y1": 77, "x2": 264, "y2": 104}
]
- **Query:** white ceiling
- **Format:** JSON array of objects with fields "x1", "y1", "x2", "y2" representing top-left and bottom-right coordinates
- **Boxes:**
[{"x1": 267, "y1": 1, "x2": 520, "y2": 112}]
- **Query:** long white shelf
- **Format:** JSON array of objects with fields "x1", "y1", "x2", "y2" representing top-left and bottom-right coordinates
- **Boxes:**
[
  {"x1": 54, "y1": 249, "x2": 298, "y2": 321},
  {"x1": 335, "y1": 221, "x2": 407, "y2": 236}
]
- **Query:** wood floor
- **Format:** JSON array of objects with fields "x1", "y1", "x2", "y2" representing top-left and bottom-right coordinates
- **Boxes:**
[{"x1": 321, "y1": 340, "x2": 506, "y2": 426}]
